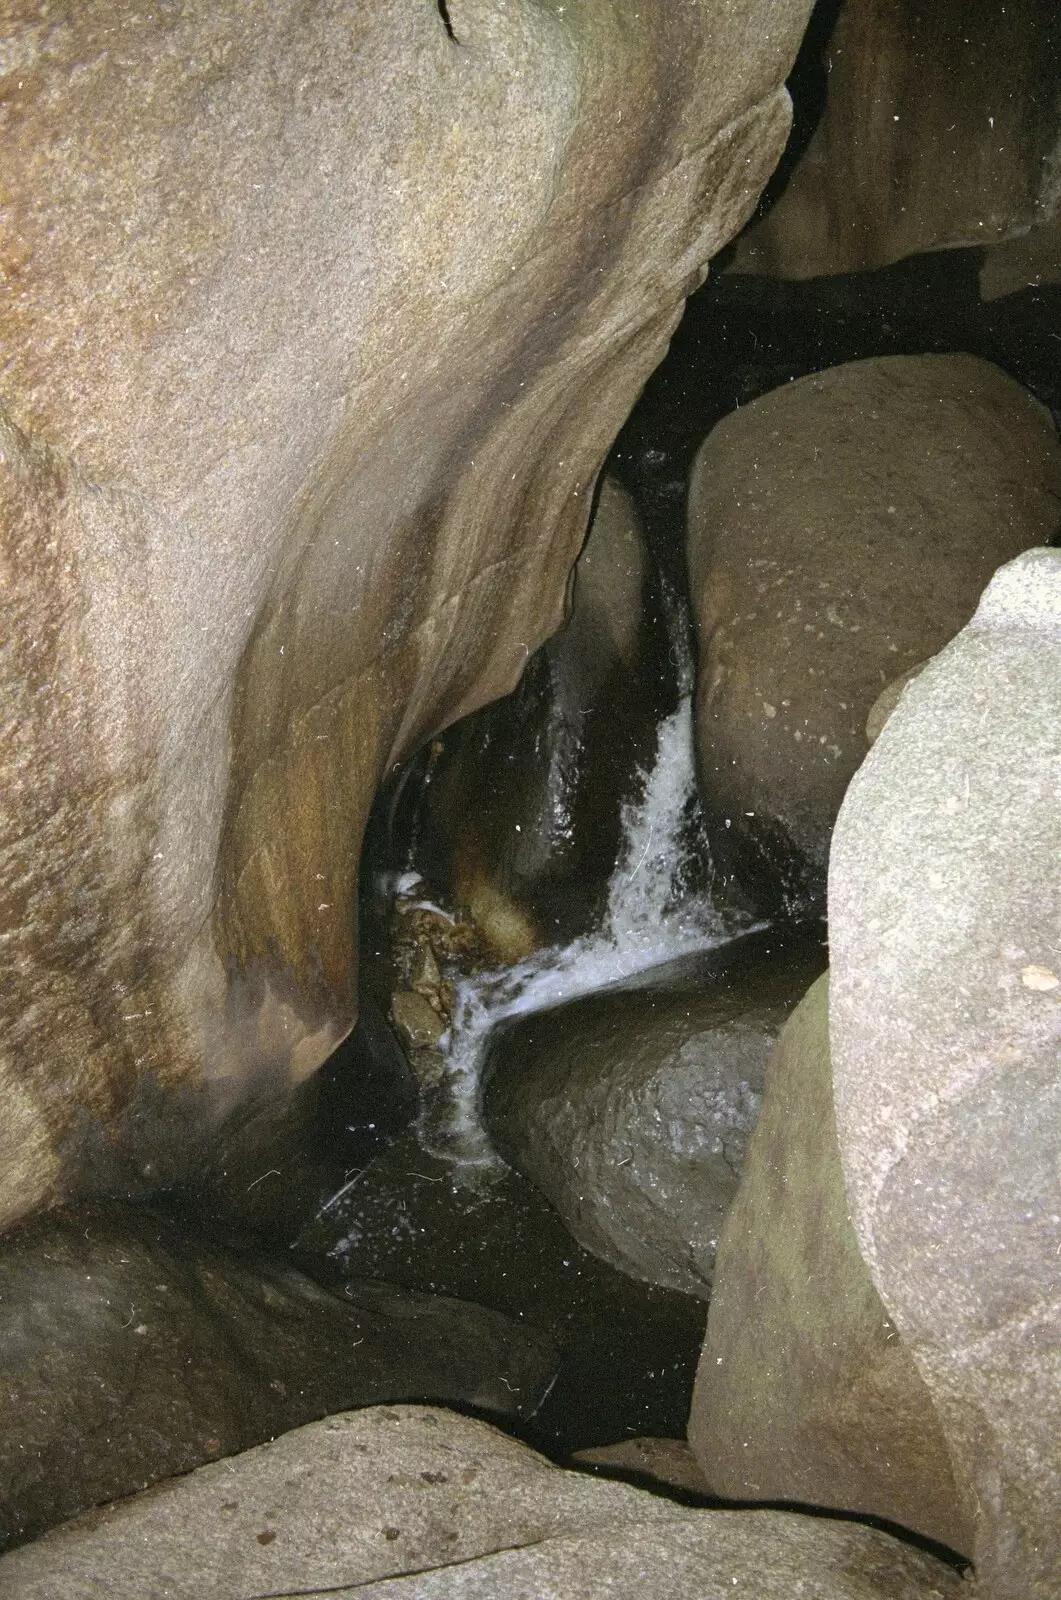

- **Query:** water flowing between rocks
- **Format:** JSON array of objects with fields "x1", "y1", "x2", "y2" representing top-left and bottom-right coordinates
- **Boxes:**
[
  {"x1": 300, "y1": 689, "x2": 754, "y2": 1452},
  {"x1": 316, "y1": 690, "x2": 752, "y2": 1233}
]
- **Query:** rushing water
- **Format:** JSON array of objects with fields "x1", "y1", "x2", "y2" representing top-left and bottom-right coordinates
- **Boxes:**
[{"x1": 415, "y1": 693, "x2": 738, "y2": 1180}]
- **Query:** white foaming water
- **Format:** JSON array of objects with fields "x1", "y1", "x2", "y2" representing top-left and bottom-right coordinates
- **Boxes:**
[{"x1": 418, "y1": 695, "x2": 733, "y2": 1180}]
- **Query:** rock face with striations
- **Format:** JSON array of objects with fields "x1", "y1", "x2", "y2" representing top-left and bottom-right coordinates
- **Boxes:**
[
  {"x1": 686, "y1": 353, "x2": 1061, "y2": 915},
  {"x1": 830, "y1": 547, "x2": 1061, "y2": 1596},
  {"x1": 0, "y1": 0, "x2": 816, "y2": 1230},
  {"x1": 0, "y1": 1405, "x2": 965, "y2": 1600}
]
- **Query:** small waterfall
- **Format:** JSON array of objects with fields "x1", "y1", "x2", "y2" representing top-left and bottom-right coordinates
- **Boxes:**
[
  {"x1": 658, "y1": 571, "x2": 697, "y2": 699},
  {"x1": 417, "y1": 695, "x2": 735, "y2": 1180},
  {"x1": 608, "y1": 696, "x2": 708, "y2": 944}
]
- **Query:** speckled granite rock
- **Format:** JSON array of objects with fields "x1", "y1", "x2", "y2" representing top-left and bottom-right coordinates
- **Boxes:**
[
  {"x1": 830, "y1": 547, "x2": 1061, "y2": 1596},
  {"x1": 688, "y1": 974, "x2": 972, "y2": 1557},
  {"x1": 0, "y1": 1405, "x2": 964, "y2": 1600},
  {"x1": 687, "y1": 353, "x2": 1061, "y2": 914}
]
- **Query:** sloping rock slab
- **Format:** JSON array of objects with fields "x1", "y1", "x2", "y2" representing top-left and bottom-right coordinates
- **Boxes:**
[
  {"x1": 0, "y1": 1204, "x2": 555, "y2": 1549},
  {"x1": 571, "y1": 1436, "x2": 713, "y2": 1498},
  {"x1": 0, "y1": 1405, "x2": 964, "y2": 1599}
]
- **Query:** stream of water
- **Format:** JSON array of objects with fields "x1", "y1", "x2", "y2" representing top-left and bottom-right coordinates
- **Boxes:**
[{"x1": 416, "y1": 693, "x2": 740, "y2": 1180}]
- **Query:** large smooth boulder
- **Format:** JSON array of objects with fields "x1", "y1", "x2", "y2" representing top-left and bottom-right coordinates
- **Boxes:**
[
  {"x1": 688, "y1": 975, "x2": 973, "y2": 1557},
  {"x1": 0, "y1": 1203, "x2": 556, "y2": 1549},
  {"x1": 730, "y1": 0, "x2": 1061, "y2": 280},
  {"x1": 484, "y1": 928, "x2": 826, "y2": 1297},
  {"x1": 0, "y1": 0, "x2": 816, "y2": 1230},
  {"x1": 423, "y1": 474, "x2": 670, "y2": 960},
  {"x1": 830, "y1": 547, "x2": 1061, "y2": 1596},
  {"x1": 687, "y1": 353, "x2": 1061, "y2": 914},
  {"x1": 0, "y1": 1404, "x2": 964, "y2": 1599}
]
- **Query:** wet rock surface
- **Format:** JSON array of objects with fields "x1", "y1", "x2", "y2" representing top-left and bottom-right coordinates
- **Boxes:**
[
  {"x1": 391, "y1": 989, "x2": 447, "y2": 1052},
  {"x1": 688, "y1": 975, "x2": 971, "y2": 1557},
  {"x1": 382, "y1": 885, "x2": 489, "y2": 1086},
  {"x1": 830, "y1": 547, "x2": 1061, "y2": 1596},
  {"x1": 686, "y1": 352, "x2": 1061, "y2": 914},
  {"x1": 483, "y1": 926, "x2": 826, "y2": 1297},
  {"x1": 0, "y1": 1405, "x2": 965, "y2": 1600},
  {"x1": 0, "y1": 1203, "x2": 557, "y2": 1551}
]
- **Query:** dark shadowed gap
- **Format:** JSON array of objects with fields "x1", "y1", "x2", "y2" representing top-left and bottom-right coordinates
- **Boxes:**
[{"x1": 748, "y1": 0, "x2": 845, "y2": 226}]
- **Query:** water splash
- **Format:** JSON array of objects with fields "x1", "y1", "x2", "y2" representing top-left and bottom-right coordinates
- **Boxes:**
[
  {"x1": 608, "y1": 695, "x2": 707, "y2": 943},
  {"x1": 417, "y1": 696, "x2": 736, "y2": 1181}
]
